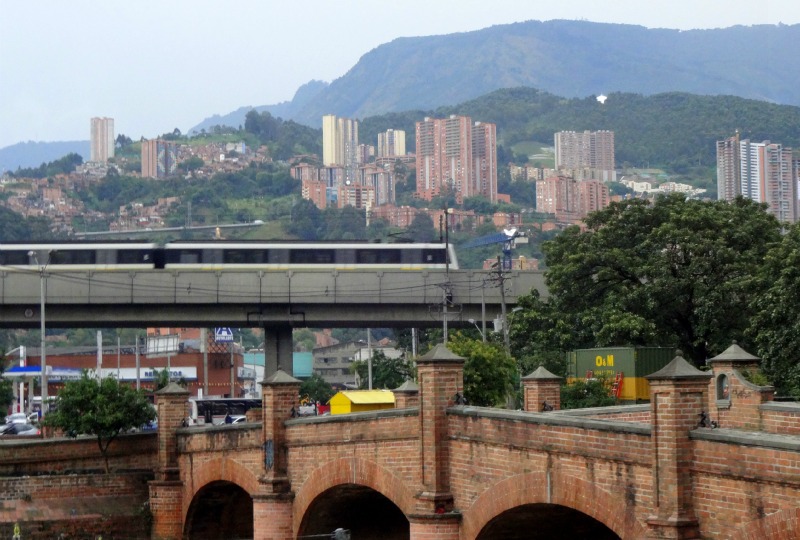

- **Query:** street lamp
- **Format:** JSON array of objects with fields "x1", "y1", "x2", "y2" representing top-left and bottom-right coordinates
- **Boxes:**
[
  {"x1": 29, "y1": 250, "x2": 52, "y2": 416},
  {"x1": 467, "y1": 318, "x2": 486, "y2": 343}
]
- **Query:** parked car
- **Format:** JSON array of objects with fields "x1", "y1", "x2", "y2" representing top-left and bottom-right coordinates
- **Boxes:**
[
  {"x1": 4, "y1": 412, "x2": 38, "y2": 424},
  {"x1": 0, "y1": 423, "x2": 40, "y2": 436}
]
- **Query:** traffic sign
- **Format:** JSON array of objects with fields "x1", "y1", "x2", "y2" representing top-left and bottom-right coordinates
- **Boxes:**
[{"x1": 214, "y1": 327, "x2": 234, "y2": 342}]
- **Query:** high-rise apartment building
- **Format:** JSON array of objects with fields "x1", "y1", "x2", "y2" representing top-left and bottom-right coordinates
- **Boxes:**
[
  {"x1": 322, "y1": 115, "x2": 358, "y2": 166},
  {"x1": 717, "y1": 134, "x2": 797, "y2": 223},
  {"x1": 472, "y1": 122, "x2": 498, "y2": 203},
  {"x1": 554, "y1": 130, "x2": 615, "y2": 174},
  {"x1": 377, "y1": 129, "x2": 406, "y2": 158},
  {"x1": 415, "y1": 115, "x2": 497, "y2": 203},
  {"x1": 716, "y1": 133, "x2": 741, "y2": 201},
  {"x1": 141, "y1": 139, "x2": 178, "y2": 179},
  {"x1": 90, "y1": 117, "x2": 115, "y2": 163},
  {"x1": 535, "y1": 175, "x2": 580, "y2": 223}
]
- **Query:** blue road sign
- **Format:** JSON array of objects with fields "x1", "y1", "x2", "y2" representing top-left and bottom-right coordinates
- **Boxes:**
[{"x1": 214, "y1": 327, "x2": 234, "y2": 342}]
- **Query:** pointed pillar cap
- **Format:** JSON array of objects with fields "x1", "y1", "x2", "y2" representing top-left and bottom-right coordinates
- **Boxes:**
[
  {"x1": 522, "y1": 366, "x2": 562, "y2": 381},
  {"x1": 707, "y1": 341, "x2": 760, "y2": 365},
  {"x1": 394, "y1": 380, "x2": 419, "y2": 392},
  {"x1": 416, "y1": 343, "x2": 465, "y2": 365},
  {"x1": 261, "y1": 369, "x2": 301, "y2": 385},
  {"x1": 155, "y1": 382, "x2": 190, "y2": 396},
  {"x1": 646, "y1": 351, "x2": 711, "y2": 381}
]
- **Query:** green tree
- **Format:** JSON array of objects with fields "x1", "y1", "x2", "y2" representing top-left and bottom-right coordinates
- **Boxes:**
[
  {"x1": 540, "y1": 194, "x2": 781, "y2": 365},
  {"x1": 748, "y1": 222, "x2": 800, "y2": 397},
  {"x1": 560, "y1": 378, "x2": 616, "y2": 410},
  {"x1": 448, "y1": 332, "x2": 517, "y2": 407},
  {"x1": 406, "y1": 213, "x2": 437, "y2": 242},
  {"x1": 299, "y1": 373, "x2": 335, "y2": 405},
  {"x1": 43, "y1": 372, "x2": 156, "y2": 473},
  {"x1": 352, "y1": 350, "x2": 414, "y2": 390},
  {"x1": 0, "y1": 351, "x2": 14, "y2": 411}
]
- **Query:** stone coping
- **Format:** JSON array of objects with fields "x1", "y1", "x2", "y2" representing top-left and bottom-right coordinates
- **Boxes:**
[
  {"x1": 286, "y1": 407, "x2": 418, "y2": 426},
  {"x1": 690, "y1": 427, "x2": 800, "y2": 451},
  {"x1": 547, "y1": 404, "x2": 651, "y2": 417},
  {"x1": 448, "y1": 406, "x2": 651, "y2": 435},
  {"x1": 760, "y1": 401, "x2": 800, "y2": 413}
]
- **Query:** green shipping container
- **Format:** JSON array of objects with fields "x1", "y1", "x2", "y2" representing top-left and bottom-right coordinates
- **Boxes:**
[{"x1": 566, "y1": 347, "x2": 675, "y2": 401}]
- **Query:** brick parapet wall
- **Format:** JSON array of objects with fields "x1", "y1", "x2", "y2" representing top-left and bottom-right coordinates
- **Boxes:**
[
  {"x1": 177, "y1": 423, "x2": 263, "y2": 454},
  {"x1": 760, "y1": 402, "x2": 800, "y2": 435},
  {"x1": 552, "y1": 404, "x2": 651, "y2": 423},
  {"x1": 0, "y1": 432, "x2": 157, "y2": 475},
  {"x1": 286, "y1": 412, "x2": 421, "y2": 490},
  {"x1": 447, "y1": 407, "x2": 651, "y2": 464},
  {"x1": 690, "y1": 430, "x2": 800, "y2": 538},
  {"x1": 708, "y1": 365, "x2": 774, "y2": 431},
  {"x1": 0, "y1": 472, "x2": 152, "y2": 540}
]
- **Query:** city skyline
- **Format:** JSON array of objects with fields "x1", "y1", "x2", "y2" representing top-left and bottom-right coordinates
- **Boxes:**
[{"x1": 2, "y1": 1, "x2": 800, "y2": 149}]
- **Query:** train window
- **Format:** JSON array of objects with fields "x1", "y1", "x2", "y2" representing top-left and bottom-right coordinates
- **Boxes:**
[
  {"x1": 223, "y1": 249, "x2": 268, "y2": 264},
  {"x1": 0, "y1": 251, "x2": 31, "y2": 265},
  {"x1": 50, "y1": 250, "x2": 95, "y2": 265},
  {"x1": 166, "y1": 249, "x2": 201, "y2": 264},
  {"x1": 422, "y1": 249, "x2": 447, "y2": 264},
  {"x1": 290, "y1": 249, "x2": 335, "y2": 264},
  {"x1": 116, "y1": 249, "x2": 152, "y2": 264},
  {"x1": 356, "y1": 249, "x2": 401, "y2": 264}
]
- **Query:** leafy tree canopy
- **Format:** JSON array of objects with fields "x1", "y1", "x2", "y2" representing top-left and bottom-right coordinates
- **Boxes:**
[
  {"x1": 352, "y1": 350, "x2": 414, "y2": 390},
  {"x1": 511, "y1": 194, "x2": 782, "y2": 369},
  {"x1": 448, "y1": 332, "x2": 517, "y2": 407},
  {"x1": 43, "y1": 372, "x2": 156, "y2": 473},
  {"x1": 299, "y1": 373, "x2": 335, "y2": 405}
]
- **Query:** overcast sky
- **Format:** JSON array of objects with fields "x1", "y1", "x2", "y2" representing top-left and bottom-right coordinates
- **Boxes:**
[{"x1": 2, "y1": 0, "x2": 798, "y2": 149}]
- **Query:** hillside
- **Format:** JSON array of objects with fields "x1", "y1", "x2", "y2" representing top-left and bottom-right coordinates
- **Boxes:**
[
  {"x1": 0, "y1": 140, "x2": 89, "y2": 173},
  {"x1": 191, "y1": 20, "x2": 800, "y2": 131}
]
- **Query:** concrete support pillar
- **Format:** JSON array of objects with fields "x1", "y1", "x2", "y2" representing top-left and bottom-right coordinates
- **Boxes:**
[
  {"x1": 256, "y1": 369, "x2": 300, "y2": 537},
  {"x1": 413, "y1": 343, "x2": 464, "y2": 517},
  {"x1": 645, "y1": 352, "x2": 711, "y2": 539},
  {"x1": 150, "y1": 382, "x2": 190, "y2": 540},
  {"x1": 522, "y1": 366, "x2": 563, "y2": 412},
  {"x1": 263, "y1": 325, "x2": 293, "y2": 377},
  {"x1": 393, "y1": 379, "x2": 420, "y2": 409}
]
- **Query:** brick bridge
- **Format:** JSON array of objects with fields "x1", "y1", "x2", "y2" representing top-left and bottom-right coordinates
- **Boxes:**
[{"x1": 3, "y1": 343, "x2": 800, "y2": 539}]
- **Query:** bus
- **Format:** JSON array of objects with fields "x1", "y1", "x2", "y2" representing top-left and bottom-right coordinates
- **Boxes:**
[{"x1": 188, "y1": 397, "x2": 262, "y2": 425}]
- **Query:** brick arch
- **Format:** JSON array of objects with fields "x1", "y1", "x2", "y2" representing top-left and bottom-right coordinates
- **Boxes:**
[
  {"x1": 461, "y1": 470, "x2": 646, "y2": 539},
  {"x1": 732, "y1": 507, "x2": 800, "y2": 539},
  {"x1": 182, "y1": 456, "x2": 262, "y2": 524},
  {"x1": 293, "y1": 457, "x2": 417, "y2": 534}
]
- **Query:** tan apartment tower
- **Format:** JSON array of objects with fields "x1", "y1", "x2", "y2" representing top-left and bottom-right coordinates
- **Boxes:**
[
  {"x1": 141, "y1": 139, "x2": 178, "y2": 179},
  {"x1": 472, "y1": 121, "x2": 498, "y2": 203},
  {"x1": 554, "y1": 130, "x2": 615, "y2": 173},
  {"x1": 377, "y1": 129, "x2": 406, "y2": 158},
  {"x1": 716, "y1": 132, "x2": 741, "y2": 201},
  {"x1": 90, "y1": 117, "x2": 115, "y2": 163}
]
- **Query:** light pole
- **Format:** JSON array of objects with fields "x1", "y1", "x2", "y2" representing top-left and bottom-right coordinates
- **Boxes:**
[
  {"x1": 29, "y1": 250, "x2": 51, "y2": 416},
  {"x1": 468, "y1": 318, "x2": 486, "y2": 342}
]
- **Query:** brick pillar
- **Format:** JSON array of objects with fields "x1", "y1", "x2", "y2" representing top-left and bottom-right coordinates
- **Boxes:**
[
  {"x1": 409, "y1": 343, "x2": 462, "y2": 533},
  {"x1": 645, "y1": 352, "x2": 711, "y2": 539},
  {"x1": 149, "y1": 382, "x2": 189, "y2": 540},
  {"x1": 393, "y1": 379, "x2": 419, "y2": 409},
  {"x1": 253, "y1": 369, "x2": 300, "y2": 540},
  {"x1": 707, "y1": 341, "x2": 773, "y2": 430},
  {"x1": 522, "y1": 366, "x2": 562, "y2": 412},
  {"x1": 263, "y1": 325, "x2": 294, "y2": 377}
]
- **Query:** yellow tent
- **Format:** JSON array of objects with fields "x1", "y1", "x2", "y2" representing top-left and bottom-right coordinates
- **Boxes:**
[{"x1": 329, "y1": 390, "x2": 396, "y2": 415}]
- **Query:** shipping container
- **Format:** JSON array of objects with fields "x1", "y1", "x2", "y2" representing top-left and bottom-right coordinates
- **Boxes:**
[{"x1": 566, "y1": 347, "x2": 675, "y2": 402}]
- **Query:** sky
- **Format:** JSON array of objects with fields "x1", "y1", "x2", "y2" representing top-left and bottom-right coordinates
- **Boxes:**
[{"x1": 2, "y1": 0, "x2": 799, "y2": 149}]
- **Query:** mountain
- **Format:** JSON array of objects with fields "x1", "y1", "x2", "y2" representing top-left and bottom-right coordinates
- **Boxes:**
[
  {"x1": 0, "y1": 141, "x2": 89, "y2": 173},
  {"x1": 190, "y1": 20, "x2": 800, "y2": 131},
  {"x1": 189, "y1": 80, "x2": 328, "y2": 135}
]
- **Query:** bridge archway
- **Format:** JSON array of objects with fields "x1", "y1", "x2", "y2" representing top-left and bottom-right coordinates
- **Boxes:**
[
  {"x1": 734, "y1": 506, "x2": 800, "y2": 539},
  {"x1": 183, "y1": 480, "x2": 253, "y2": 540},
  {"x1": 476, "y1": 503, "x2": 618, "y2": 539},
  {"x1": 182, "y1": 457, "x2": 261, "y2": 537},
  {"x1": 462, "y1": 471, "x2": 645, "y2": 539},
  {"x1": 293, "y1": 457, "x2": 416, "y2": 536}
]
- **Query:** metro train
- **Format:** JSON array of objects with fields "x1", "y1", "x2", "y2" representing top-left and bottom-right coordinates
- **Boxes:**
[{"x1": 0, "y1": 241, "x2": 459, "y2": 271}]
